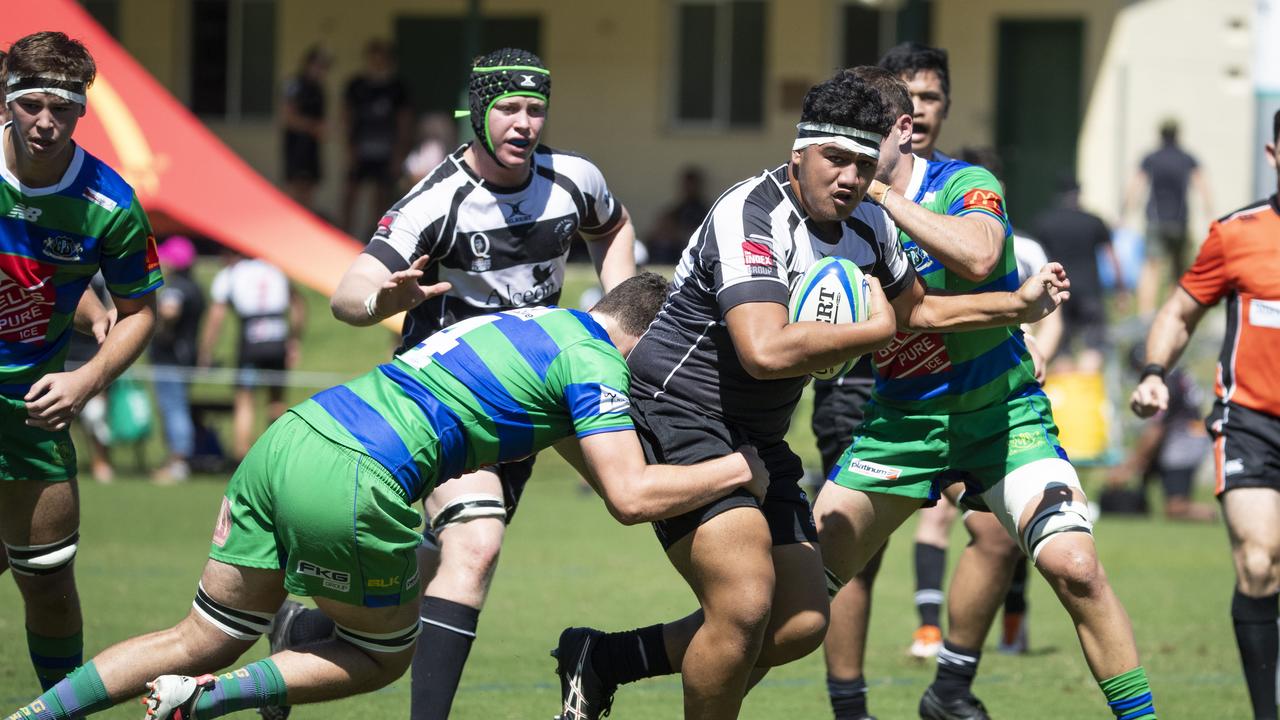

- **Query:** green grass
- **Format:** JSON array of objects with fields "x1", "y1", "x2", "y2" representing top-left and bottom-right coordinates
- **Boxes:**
[{"x1": 2, "y1": 264, "x2": 1247, "y2": 718}]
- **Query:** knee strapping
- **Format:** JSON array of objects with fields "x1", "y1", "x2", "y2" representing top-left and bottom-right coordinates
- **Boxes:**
[
  {"x1": 335, "y1": 620, "x2": 422, "y2": 653},
  {"x1": 1024, "y1": 501, "x2": 1094, "y2": 563},
  {"x1": 5, "y1": 532, "x2": 79, "y2": 575},
  {"x1": 192, "y1": 582, "x2": 275, "y2": 641},
  {"x1": 430, "y1": 493, "x2": 506, "y2": 533}
]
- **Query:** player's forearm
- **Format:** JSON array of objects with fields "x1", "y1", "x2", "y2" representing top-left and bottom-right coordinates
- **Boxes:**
[
  {"x1": 331, "y1": 272, "x2": 384, "y2": 326},
  {"x1": 739, "y1": 317, "x2": 895, "y2": 380},
  {"x1": 72, "y1": 290, "x2": 108, "y2": 336},
  {"x1": 613, "y1": 454, "x2": 751, "y2": 524},
  {"x1": 77, "y1": 302, "x2": 155, "y2": 394},
  {"x1": 588, "y1": 214, "x2": 637, "y2": 293},
  {"x1": 1144, "y1": 297, "x2": 1199, "y2": 369},
  {"x1": 880, "y1": 191, "x2": 1001, "y2": 281},
  {"x1": 908, "y1": 291, "x2": 1023, "y2": 332}
]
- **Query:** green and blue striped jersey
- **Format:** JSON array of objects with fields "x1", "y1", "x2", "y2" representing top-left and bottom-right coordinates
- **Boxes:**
[
  {"x1": 0, "y1": 139, "x2": 163, "y2": 395},
  {"x1": 870, "y1": 155, "x2": 1037, "y2": 413},
  {"x1": 290, "y1": 306, "x2": 633, "y2": 502}
]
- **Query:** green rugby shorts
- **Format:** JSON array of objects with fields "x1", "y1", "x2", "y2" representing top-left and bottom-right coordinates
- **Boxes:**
[{"x1": 0, "y1": 395, "x2": 77, "y2": 482}]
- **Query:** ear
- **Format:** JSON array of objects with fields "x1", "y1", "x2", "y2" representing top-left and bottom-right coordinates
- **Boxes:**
[
  {"x1": 896, "y1": 113, "x2": 913, "y2": 148},
  {"x1": 791, "y1": 147, "x2": 804, "y2": 166}
]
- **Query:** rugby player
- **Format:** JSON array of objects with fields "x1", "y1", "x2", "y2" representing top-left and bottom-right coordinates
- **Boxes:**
[
  {"x1": 0, "y1": 31, "x2": 161, "y2": 692},
  {"x1": 1130, "y1": 109, "x2": 1280, "y2": 720},
  {"x1": 324, "y1": 47, "x2": 637, "y2": 720},
  {"x1": 552, "y1": 70, "x2": 1069, "y2": 720},
  {"x1": 5, "y1": 273, "x2": 776, "y2": 720}
]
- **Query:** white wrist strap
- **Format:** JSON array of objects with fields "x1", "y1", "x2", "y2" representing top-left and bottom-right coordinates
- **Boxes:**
[{"x1": 364, "y1": 291, "x2": 380, "y2": 318}]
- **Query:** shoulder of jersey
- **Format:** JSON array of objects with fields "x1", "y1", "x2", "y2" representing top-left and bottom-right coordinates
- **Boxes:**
[
  {"x1": 1216, "y1": 198, "x2": 1272, "y2": 225},
  {"x1": 75, "y1": 148, "x2": 135, "y2": 211},
  {"x1": 535, "y1": 144, "x2": 604, "y2": 177},
  {"x1": 397, "y1": 153, "x2": 473, "y2": 208}
]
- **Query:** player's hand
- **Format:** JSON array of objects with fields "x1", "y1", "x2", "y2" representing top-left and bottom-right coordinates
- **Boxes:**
[
  {"x1": 1129, "y1": 376, "x2": 1169, "y2": 418},
  {"x1": 24, "y1": 368, "x2": 102, "y2": 431},
  {"x1": 1014, "y1": 263, "x2": 1071, "y2": 324},
  {"x1": 372, "y1": 255, "x2": 453, "y2": 317},
  {"x1": 91, "y1": 307, "x2": 117, "y2": 345},
  {"x1": 736, "y1": 445, "x2": 770, "y2": 502},
  {"x1": 863, "y1": 276, "x2": 896, "y2": 336}
]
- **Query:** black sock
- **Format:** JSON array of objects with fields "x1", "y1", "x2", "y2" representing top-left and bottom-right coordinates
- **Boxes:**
[
  {"x1": 1231, "y1": 589, "x2": 1279, "y2": 720},
  {"x1": 593, "y1": 623, "x2": 673, "y2": 687},
  {"x1": 1004, "y1": 556, "x2": 1029, "y2": 615},
  {"x1": 411, "y1": 596, "x2": 481, "y2": 720},
  {"x1": 933, "y1": 641, "x2": 981, "y2": 701},
  {"x1": 828, "y1": 675, "x2": 869, "y2": 719},
  {"x1": 286, "y1": 608, "x2": 335, "y2": 645},
  {"x1": 915, "y1": 542, "x2": 946, "y2": 628}
]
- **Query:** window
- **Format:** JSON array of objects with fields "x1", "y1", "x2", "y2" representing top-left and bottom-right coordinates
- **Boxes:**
[
  {"x1": 673, "y1": 0, "x2": 766, "y2": 129},
  {"x1": 189, "y1": 0, "x2": 277, "y2": 119},
  {"x1": 79, "y1": 0, "x2": 121, "y2": 38},
  {"x1": 839, "y1": 0, "x2": 933, "y2": 70}
]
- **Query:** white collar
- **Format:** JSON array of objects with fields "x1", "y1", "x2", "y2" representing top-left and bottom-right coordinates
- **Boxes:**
[{"x1": 904, "y1": 154, "x2": 928, "y2": 201}]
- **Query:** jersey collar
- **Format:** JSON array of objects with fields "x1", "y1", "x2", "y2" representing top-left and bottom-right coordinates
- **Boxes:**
[
  {"x1": 904, "y1": 154, "x2": 928, "y2": 202},
  {"x1": 0, "y1": 122, "x2": 86, "y2": 196}
]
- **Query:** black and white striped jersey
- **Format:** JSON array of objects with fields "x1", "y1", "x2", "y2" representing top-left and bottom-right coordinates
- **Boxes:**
[
  {"x1": 363, "y1": 144, "x2": 623, "y2": 351},
  {"x1": 628, "y1": 165, "x2": 917, "y2": 441}
]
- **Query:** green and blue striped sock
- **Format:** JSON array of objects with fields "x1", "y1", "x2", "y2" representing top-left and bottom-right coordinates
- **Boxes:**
[
  {"x1": 26, "y1": 629, "x2": 83, "y2": 691},
  {"x1": 1100, "y1": 666, "x2": 1157, "y2": 719},
  {"x1": 6, "y1": 660, "x2": 112, "y2": 720},
  {"x1": 193, "y1": 659, "x2": 288, "y2": 718}
]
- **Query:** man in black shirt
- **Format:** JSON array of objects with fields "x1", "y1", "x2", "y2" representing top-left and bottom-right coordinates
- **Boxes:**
[
  {"x1": 339, "y1": 39, "x2": 410, "y2": 235},
  {"x1": 150, "y1": 236, "x2": 205, "y2": 483},
  {"x1": 281, "y1": 46, "x2": 330, "y2": 212},
  {"x1": 1033, "y1": 176, "x2": 1120, "y2": 373}
]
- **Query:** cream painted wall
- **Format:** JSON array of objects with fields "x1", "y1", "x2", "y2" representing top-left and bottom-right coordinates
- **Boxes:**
[{"x1": 934, "y1": 0, "x2": 1253, "y2": 231}]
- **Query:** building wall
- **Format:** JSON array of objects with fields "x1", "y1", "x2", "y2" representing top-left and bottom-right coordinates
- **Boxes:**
[{"x1": 935, "y1": 0, "x2": 1254, "y2": 230}]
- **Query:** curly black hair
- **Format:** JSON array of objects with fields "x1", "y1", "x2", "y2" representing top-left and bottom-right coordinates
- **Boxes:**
[
  {"x1": 878, "y1": 42, "x2": 950, "y2": 108},
  {"x1": 800, "y1": 71, "x2": 894, "y2": 137}
]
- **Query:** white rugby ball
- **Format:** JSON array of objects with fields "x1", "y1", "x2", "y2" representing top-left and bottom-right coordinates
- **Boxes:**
[{"x1": 788, "y1": 257, "x2": 872, "y2": 380}]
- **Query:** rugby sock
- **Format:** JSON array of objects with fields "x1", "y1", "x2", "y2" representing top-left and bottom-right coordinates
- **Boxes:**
[
  {"x1": 593, "y1": 623, "x2": 673, "y2": 687},
  {"x1": 932, "y1": 641, "x2": 981, "y2": 701},
  {"x1": 26, "y1": 628, "x2": 83, "y2": 691},
  {"x1": 1231, "y1": 589, "x2": 1278, "y2": 720},
  {"x1": 411, "y1": 596, "x2": 480, "y2": 720},
  {"x1": 6, "y1": 660, "x2": 111, "y2": 719},
  {"x1": 827, "y1": 675, "x2": 869, "y2": 720},
  {"x1": 1100, "y1": 666, "x2": 1157, "y2": 719},
  {"x1": 1004, "y1": 557, "x2": 1029, "y2": 615},
  {"x1": 193, "y1": 659, "x2": 288, "y2": 717},
  {"x1": 914, "y1": 543, "x2": 946, "y2": 628}
]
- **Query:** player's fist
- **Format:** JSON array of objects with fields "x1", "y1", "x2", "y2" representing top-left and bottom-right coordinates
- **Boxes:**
[
  {"x1": 1130, "y1": 376, "x2": 1169, "y2": 418},
  {"x1": 736, "y1": 445, "x2": 771, "y2": 502}
]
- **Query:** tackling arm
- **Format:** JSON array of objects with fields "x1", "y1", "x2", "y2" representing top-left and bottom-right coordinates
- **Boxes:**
[
  {"x1": 896, "y1": 263, "x2": 1070, "y2": 332},
  {"x1": 878, "y1": 188, "x2": 1005, "y2": 281},
  {"x1": 583, "y1": 204, "x2": 637, "y2": 292}
]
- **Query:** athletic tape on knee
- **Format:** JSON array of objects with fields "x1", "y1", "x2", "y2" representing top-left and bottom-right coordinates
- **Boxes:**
[
  {"x1": 5, "y1": 532, "x2": 79, "y2": 575},
  {"x1": 824, "y1": 567, "x2": 846, "y2": 598},
  {"x1": 335, "y1": 620, "x2": 422, "y2": 653},
  {"x1": 429, "y1": 493, "x2": 506, "y2": 532},
  {"x1": 192, "y1": 582, "x2": 275, "y2": 641},
  {"x1": 1024, "y1": 500, "x2": 1094, "y2": 564}
]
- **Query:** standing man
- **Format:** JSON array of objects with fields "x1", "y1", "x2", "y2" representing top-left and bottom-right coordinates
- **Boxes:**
[
  {"x1": 338, "y1": 39, "x2": 411, "y2": 235},
  {"x1": 1130, "y1": 110, "x2": 1280, "y2": 720},
  {"x1": 150, "y1": 235, "x2": 206, "y2": 483},
  {"x1": 326, "y1": 48, "x2": 637, "y2": 720},
  {"x1": 0, "y1": 31, "x2": 161, "y2": 692},
  {"x1": 280, "y1": 46, "x2": 329, "y2": 212},
  {"x1": 6, "y1": 276, "x2": 774, "y2": 720},
  {"x1": 552, "y1": 70, "x2": 1069, "y2": 720}
]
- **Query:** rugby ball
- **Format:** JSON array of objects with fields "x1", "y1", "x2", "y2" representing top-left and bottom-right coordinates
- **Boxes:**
[{"x1": 788, "y1": 257, "x2": 872, "y2": 380}]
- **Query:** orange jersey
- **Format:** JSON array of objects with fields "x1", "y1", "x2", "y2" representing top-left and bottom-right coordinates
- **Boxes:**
[{"x1": 1180, "y1": 196, "x2": 1280, "y2": 417}]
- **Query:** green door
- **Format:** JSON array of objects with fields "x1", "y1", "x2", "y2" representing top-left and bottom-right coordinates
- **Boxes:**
[
  {"x1": 996, "y1": 19, "x2": 1083, "y2": 224},
  {"x1": 394, "y1": 15, "x2": 541, "y2": 116}
]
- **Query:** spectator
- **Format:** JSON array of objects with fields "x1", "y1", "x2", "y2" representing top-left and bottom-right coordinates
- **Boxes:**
[
  {"x1": 281, "y1": 45, "x2": 330, "y2": 212},
  {"x1": 402, "y1": 111, "x2": 458, "y2": 190},
  {"x1": 149, "y1": 236, "x2": 206, "y2": 484},
  {"x1": 64, "y1": 275, "x2": 115, "y2": 483},
  {"x1": 1123, "y1": 119, "x2": 1213, "y2": 314},
  {"x1": 1032, "y1": 174, "x2": 1121, "y2": 374},
  {"x1": 339, "y1": 39, "x2": 411, "y2": 235},
  {"x1": 1108, "y1": 343, "x2": 1216, "y2": 521},
  {"x1": 646, "y1": 165, "x2": 709, "y2": 263},
  {"x1": 198, "y1": 252, "x2": 306, "y2": 459}
]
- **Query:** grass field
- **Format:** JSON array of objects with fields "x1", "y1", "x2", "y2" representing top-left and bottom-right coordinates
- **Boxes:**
[{"x1": 0, "y1": 264, "x2": 1248, "y2": 718}]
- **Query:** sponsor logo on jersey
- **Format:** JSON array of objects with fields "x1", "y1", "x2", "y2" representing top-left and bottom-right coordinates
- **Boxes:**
[
  {"x1": 554, "y1": 217, "x2": 577, "y2": 242},
  {"x1": 502, "y1": 199, "x2": 533, "y2": 224},
  {"x1": 144, "y1": 234, "x2": 161, "y2": 273},
  {"x1": 961, "y1": 189, "x2": 1005, "y2": 218},
  {"x1": 367, "y1": 575, "x2": 401, "y2": 589},
  {"x1": 741, "y1": 236, "x2": 776, "y2": 278},
  {"x1": 469, "y1": 232, "x2": 492, "y2": 271},
  {"x1": 7, "y1": 204, "x2": 42, "y2": 223},
  {"x1": 846, "y1": 457, "x2": 901, "y2": 480},
  {"x1": 598, "y1": 385, "x2": 630, "y2": 414},
  {"x1": 874, "y1": 331, "x2": 952, "y2": 379},
  {"x1": 1224, "y1": 458, "x2": 1245, "y2": 476},
  {"x1": 1008, "y1": 431, "x2": 1046, "y2": 453},
  {"x1": 212, "y1": 497, "x2": 232, "y2": 547},
  {"x1": 0, "y1": 254, "x2": 56, "y2": 343},
  {"x1": 296, "y1": 560, "x2": 352, "y2": 592},
  {"x1": 532, "y1": 263, "x2": 554, "y2": 287},
  {"x1": 81, "y1": 187, "x2": 118, "y2": 212},
  {"x1": 374, "y1": 211, "x2": 398, "y2": 239},
  {"x1": 1249, "y1": 299, "x2": 1280, "y2": 329},
  {"x1": 42, "y1": 235, "x2": 84, "y2": 262}
]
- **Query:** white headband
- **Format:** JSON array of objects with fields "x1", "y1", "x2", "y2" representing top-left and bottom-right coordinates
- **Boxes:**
[
  {"x1": 5, "y1": 75, "x2": 87, "y2": 106},
  {"x1": 792, "y1": 122, "x2": 882, "y2": 158}
]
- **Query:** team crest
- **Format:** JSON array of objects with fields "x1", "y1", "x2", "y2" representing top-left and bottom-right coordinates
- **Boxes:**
[
  {"x1": 469, "y1": 232, "x2": 492, "y2": 272},
  {"x1": 43, "y1": 235, "x2": 84, "y2": 262}
]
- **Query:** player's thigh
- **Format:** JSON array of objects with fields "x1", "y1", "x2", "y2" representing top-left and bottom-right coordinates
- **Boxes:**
[
  {"x1": 915, "y1": 498, "x2": 958, "y2": 544},
  {"x1": 978, "y1": 457, "x2": 1091, "y2": 564},
  {"x1": 311, "y1": 592, "x2": 421, "y2": 672},
  {"x1": 757, "y1": 541, "x2": 828, "y2": 663},
  {"x1": 424, "y1": 467, "x2": 503, "y2": 519},
  {"x1": 424, "y1": 467, "x2": 507, "y2": 560},
  {"x1": 813, "y1": 481, "x2": 920, "y2": 580},
  {"x1": 667, "y1": 506, "x2": 775, "y2": 620},
  {"x1": 0, "y1": 478, "x2": 79, "y2": 545},
  {"x1": 1222, "y1": 487, "x2": 1280, "y2": 560}
]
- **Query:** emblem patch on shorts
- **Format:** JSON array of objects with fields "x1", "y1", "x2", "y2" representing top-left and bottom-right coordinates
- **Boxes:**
[
  {"x1": 846, "y1": 457, "x2": 902, "y2": 481},
  {"x1": 212, "y1": 497, "x2": 232, "y2": 547},
  {"x1": 296, "y1": 560, "x2": 352, "y2": 592},
  {"x1": 1008, "y1": 431, "x2": 1046, "y2": 454}
]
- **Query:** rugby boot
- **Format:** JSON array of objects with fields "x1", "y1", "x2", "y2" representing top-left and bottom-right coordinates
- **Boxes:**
[
  {"x1": 141, "y1": 674, "x2": 216, "y2": 720},
  {"x1": 919, "y1": 686, "x2": 991, "y2": 720},
  {"x1": 552, "y1": 626, "x2": 617, "y2": 720}
]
